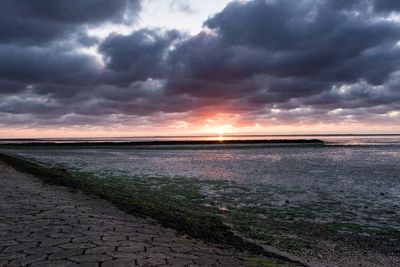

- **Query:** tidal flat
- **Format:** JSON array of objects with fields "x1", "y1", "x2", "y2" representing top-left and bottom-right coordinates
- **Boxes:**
[{"x1": 1, "y1": 139, "x2": 400, "y2": 265}]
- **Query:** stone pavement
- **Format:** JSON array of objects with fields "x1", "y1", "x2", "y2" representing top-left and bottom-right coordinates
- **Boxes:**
[{"x1": 0, "y1": 161, "x2": 250, "y2": 267}]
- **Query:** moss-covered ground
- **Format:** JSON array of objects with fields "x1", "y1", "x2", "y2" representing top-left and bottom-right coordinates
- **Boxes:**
[
  {"x1": 0, "y1": 152, "x2": 305, "y2": 266},
  {"x1": 1, "y1": 151, "x2": 399, "y2": 264}
]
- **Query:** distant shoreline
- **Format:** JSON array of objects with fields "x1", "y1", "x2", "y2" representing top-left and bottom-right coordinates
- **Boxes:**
[
  {"x1": 0, "y1": 139, "x2": 324, "y2": 146},
  {"x1": 1, "y1": 133, "x2": 400, "y2": 142}
]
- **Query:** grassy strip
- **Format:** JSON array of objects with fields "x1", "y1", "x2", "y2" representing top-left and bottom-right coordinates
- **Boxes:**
[
  {"x1": 0, "y1": 152, "x2": 305, "y2": 266},
  {"x1": 0, "y1": 153, "x2": 230, "y2": 242},
  {"x1": 241, "y1": 257, "x2": 300, "y2": 267}
]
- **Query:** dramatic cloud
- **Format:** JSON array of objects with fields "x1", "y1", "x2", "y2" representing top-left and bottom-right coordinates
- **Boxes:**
[
  {"x1": 99, "y1": 29, "x2": 182, "y2": 84},
  {"x1": 162, "y1": 0, "x2": 400, "y2": 120},
  {"x1": 0, "y1": 0, "x2": 141, "y2": 45},
  {"x1": 199, "y1": 0, "x2": 400, "y2": 83},
  {"x1": 374, "y1": 0, "x2": 400, "y2": 12},
  {"x1": 0, "y1": 45, "x2": 101, "y2": 85},
  {"x1": 0, "y1": 0, "x2": 400, "y2": 135}
]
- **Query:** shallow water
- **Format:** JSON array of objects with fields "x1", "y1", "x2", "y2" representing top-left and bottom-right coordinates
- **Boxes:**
[{"x1": 4, "y1": 136, "x2": 400, "y2": 233}]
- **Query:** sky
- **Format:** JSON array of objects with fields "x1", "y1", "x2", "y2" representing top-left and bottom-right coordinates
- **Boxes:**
[{"x1": 0, "y1": 0, "x2": 400, "y2": 138}]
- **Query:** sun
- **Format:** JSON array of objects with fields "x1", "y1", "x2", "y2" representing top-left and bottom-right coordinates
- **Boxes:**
[{"x1": 202, "y1": 124, "x2": 233, "y2": 136}]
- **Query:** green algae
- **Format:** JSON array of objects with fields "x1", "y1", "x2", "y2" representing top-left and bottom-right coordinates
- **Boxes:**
[
  {"x1": 1, "y1": 151, "x2": 399, "y2": 263},
  {"x1": 241, "y1": 256, "x2": 302, "y2": 267},
  {"x1": 0, "y1": 152, "x2": 302, "y2": 266}
]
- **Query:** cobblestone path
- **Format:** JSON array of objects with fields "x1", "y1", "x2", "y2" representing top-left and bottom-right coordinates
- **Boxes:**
[{"x1": 0, "y1": 161, "x2": 250, "y2": 267}]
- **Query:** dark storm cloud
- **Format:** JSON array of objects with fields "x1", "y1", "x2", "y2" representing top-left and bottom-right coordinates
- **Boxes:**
[
  {"x1": 0, "y1": 45, "x2": 101, "y2": 85},
  {"x1": 99, "y1": 29, "x2": 182, "y2": 84},
  {"x1": 1, "y1": 0, "x2": 400, "y2": 128},
  {"x1": 162, "y1": 0, "x2": 400, "y2": 116},
  {"x1": 0, "y1": 0, "x2": 141, "y2": 45},
  {"x1": 0, "y1": 80, "x2": 27, "y2": 95},
  {"x1": 374, "y1": 0, "x2": 400, "y2": 12},
  {"x1": 201, "y1": 0, "x2": 400, "y2": 83}
]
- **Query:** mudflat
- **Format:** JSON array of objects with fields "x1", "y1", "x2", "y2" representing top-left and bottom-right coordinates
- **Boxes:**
[{"x1": 0, "y1": 161, "x2": 249, "y2": 267}]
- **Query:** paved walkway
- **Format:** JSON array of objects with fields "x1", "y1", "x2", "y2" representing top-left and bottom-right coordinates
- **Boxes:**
[{"x1": 0, "y1": 161, "x2": 250, "y2": 267}]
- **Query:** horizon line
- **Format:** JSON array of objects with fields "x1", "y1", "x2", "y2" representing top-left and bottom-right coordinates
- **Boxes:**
[{"x1": 1, "y1": 133, "x2": 400, "y2": 141}]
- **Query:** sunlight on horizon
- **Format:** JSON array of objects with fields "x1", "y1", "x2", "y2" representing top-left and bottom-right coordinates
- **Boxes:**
[{"x1": 1, "y1": 121, "x2": 400, "y2": 139}]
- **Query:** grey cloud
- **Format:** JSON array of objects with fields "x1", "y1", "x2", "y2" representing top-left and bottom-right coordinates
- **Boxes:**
[
  {"x1": 99, "y1": 29, "x2": 183, "y2": 85},
  {"x1": 374, "y1": 0, "x2": 400, "y2": 12},
  {"x1": 1, "y1": 0, "x2": 400, "y2": 129},
  {"x1": 76, "y1": 33, "x2": 100, "y2": 47},
  {"x1": 202, "y1": 0, "x2": 400, "y2": 83},
  {"x1": 163, "y1": 0, "x2": 400, "y2": 109},
  {"x1": 0, "y1": 45, "x2": 101, "y2": 85},
  {"x1": 0, "y1": 80, "x2": 27, "y2": 95},
  {"x1": 0, "y1": 0, "x2": 141, "y2": 45},
  {"x1": 169, "y1": 0, "x2": 195, "y2": 13}
]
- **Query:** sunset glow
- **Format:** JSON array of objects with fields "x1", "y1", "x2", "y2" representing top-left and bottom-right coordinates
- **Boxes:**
[
  {"x1": 1, "y1": 2, "x2": 400, "y2": 266},
  {"x1": 0, "y1": 0, "x2": 400, "y2": 138}
]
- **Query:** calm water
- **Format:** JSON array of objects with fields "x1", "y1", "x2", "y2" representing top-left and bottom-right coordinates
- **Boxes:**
[{"x1": 3, "y1": 135, "x2": 400, "y2": 231}]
